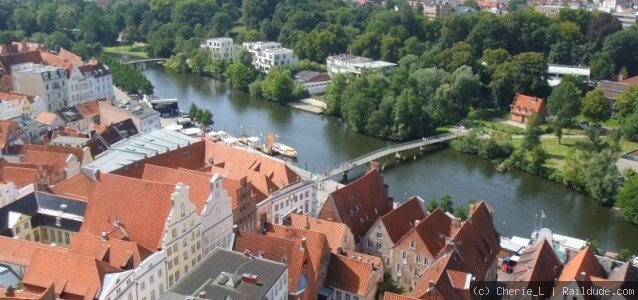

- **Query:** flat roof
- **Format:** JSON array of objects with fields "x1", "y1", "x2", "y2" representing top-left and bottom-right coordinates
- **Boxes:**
[
  {"x1": 353, "y1": 61, "x2": 397, "y2": 68},
  {"x1": 112, "y1": 99, "x2": 160, "y2": 120},
  {"x1": 11, "y1": 62, "x2": 63, "y2": 73},
  {"x1": 51, "y1": 136, "x2": 90, "y2": 145},
  {"x1": 548, "y1": 64, "x2": 590, "y2": 76},
  {"x1": 82, "y1": 129, "x2": 198, "y2": 175},
  {"x1": 160, "y1": 248, "x2": 287, "y2": 300}
]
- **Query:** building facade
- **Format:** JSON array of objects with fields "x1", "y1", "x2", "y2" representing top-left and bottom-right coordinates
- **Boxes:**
[
  {"x1": 200, "y1": 37, "x2": 239, "y2": 61},
  {"x1": 326, "y1": 54, "x2": 396, "y2": 76},
  {"x1": 423, "y1": 2, "x2": 452, "y2": 19},
  {"x1": 11, "y1": 63, "x2": 68, "y2": 112},
  {"x1": 243, "y1": 41, "x2": 299, "y2": 73},
  {"x1": 200, "y1": 174, "x2": 234, "y2": 255},
  {"x1": 258, "y1": 180, "x2": 317, "y2": 226}
]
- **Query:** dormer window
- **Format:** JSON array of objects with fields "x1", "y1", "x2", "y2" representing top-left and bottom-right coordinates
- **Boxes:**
[{"x1": 409, "y1": 241, "x2": 416, "y2": 249}]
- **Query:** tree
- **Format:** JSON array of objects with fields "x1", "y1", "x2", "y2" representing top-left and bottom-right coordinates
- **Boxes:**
[
  {"x1": 587, "y1": 240, "x2": 600, "y2": 254},
  {"x1": 427, "y1": 198, "x2": 440, "y2": 212},
  {"x1": 196, "y1": 109, "x2": 214, "y2": 127},
  {"x1": 523, "y1": 113, "x2": 543, "y2": 149},
  {"x1": 510, "y1": 52, "x2": 550, "y2": 98},
  {"x1": 189, "y1": 48, "x2": 212, "y2": 75},
  {"x1": 188, "y1": 103, "x2": 199, "y2": 118},
  {"x1": 166, "y1": 53, "x2": 190, "y2": 73},
  {"x1": 380, "y1": 34, "x2": 402, "y2": 62},
  {"x1": 325, "y1": 73, "x2": 349, "y2": 116},
  {"x1": 466, "y1": 14, "x2": 508, "y2": 54},
  {"x1": 440, "y1": 195, "x2": 454, "y2": 213},
  {"x1": 587, "y1": 12, "x2": 622, "y2": 46},
  {"x1": 234, "y1": 48, "x2": 254, "y2": 68},
  {"x1": 584, "y1": 149, "x2": 620, "y2": 206},
  {"x1": 489, "y1": 62, "x2": 515, "y2": 109},
  {"x1": 376, "y1": 270, "x2": 404, "y2": 298},
  {"x1": 46, "y1": 31, "x2": 72, "y2": 51},
  {"x1": 602, "y1": 27, "x2": 638, "y2": 76},
  {"x1": 260, "y1": 68, "x2": 295, "y2": 103},
  {"x1": 615, "y1": 86, "x2": 638, "y2": 119},
  {"x1": 454, "y1": 206, "x2": 469, "y2": 221},
  {"x1": 582, "y1": 88, "x2": 611, "y2": 124},
  {"x1": 37, "y1": 3, "x2": 58, "y2": 34},
  {"x1": 618, "y1": 249, "x2": 632, "y2": 262},
  {"x1": 12, "y1": 8, "x2": 37, "y2": 35},
  {"x1": 617, "y1": 175, "x2": 638, "y2": 224},
  {"x1": 226, "y1": 63, "x2": 257, "y2": 91},
  {"x1": 547, "y1": 81, "x2": 581, "y2": 143}
]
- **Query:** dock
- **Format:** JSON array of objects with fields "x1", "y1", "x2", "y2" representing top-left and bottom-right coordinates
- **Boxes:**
[{"x1": 286, "y1": 98, "x2": 326, "y2": 114}]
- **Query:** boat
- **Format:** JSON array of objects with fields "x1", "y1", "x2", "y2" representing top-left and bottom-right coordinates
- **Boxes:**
[
  {"x1": 239, "y1": 136, "x2": 261, "y2": 149},
  {"x1": 272, "y1": 143, "x2": 298, "y2": 158}
]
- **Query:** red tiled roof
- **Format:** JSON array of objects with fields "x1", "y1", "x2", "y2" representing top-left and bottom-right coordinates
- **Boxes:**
[
  {"x1": 233, "y1": 231, "x2": 310, "y2": 296},
  {"x1": 0, "y1": 236, "x2": 66, "y2": 267},
  {"x1": 510, "y1": 238, "x2": 562, "y2": 283},
  {"x1": 0, "y1": 120, "x2": 23, "y2": 150},
  {"x1": 80, "y1": 173, "x2": 177, "y2": 252},
  {"x1": 556, "y1": 247, "x2": 605, "y2": 291},
  {"x1": 75, "y1": 101, "x2": 100, "y2": 119},
  {"x1": 57, "y1": 48, "x2": 83, "y2": 65},
  {"x1": 19, "y1": 144, "x2": 84, "y2": 163},
  {"x1": 289, "y1": 214, "x2": 349, "y2": 252},
  {"x1": 412, "y1": 250, "x2": 472, "y2": 299},
  {"x1": 0, "y1": 285, "x2": 56, "y2": 300},
  {"x1": 621, "y1": 75, "x2": 638, "y2": 86},
  {"x1": 394, "y1": 209, "x2": 455, "y2": 259},
  {"x1": 21, "y1": 150, "x2": 70, "y2": 168},
  {"x1": 69, "y1": 233, "x2": 152, "y2": 270},
  {"x1": 50, "y1": 173, "x2": 95, "y2": 200},
  {"x1": 0, "y1": 166, "x2": 38, "y2": 188},
  {"x1": 319, "y1": 169, "x2": 393, "y2": 241},
  {"x1": 450, "y1": 201, "x2": 500, "y2": 281},
  {"x1": 0, "y1": 91, "x2": 22, "y2": 102},
  {"x1": 141, "y1": 164, "x2": 211, "y2": 214},
  {"x1": 206, "y1": 141, "x2": 299, "y2": 188},
  {"x1": 264, "y1": 224, "x2": 330, "y2": 278},
  {"x1": 383, "y1": 292, "x2": 419, "y2": 300},
  {"x1": 326, "y1": 252, "x2": 379, "y2": 295},
  {"x1": 381, "y1": 197, "x2": 426, "y2": 244},
  {"x1": 35, "y1": 113, "x2": 60, "y2": 126},
  {"x1": 22, "y1": 248, "x2": 121, "y2": 300},
  {"x1": 0, "y1": 51, "x2": 43, "y2": 75},
  {"x1": 511, "y1": 93, "x2": 544, "y2": 116},
  {"x1": 176, "y1": 167, "x2": 246, "y2": 210},
  {"x1": 205, "y1": 165, "x2": 274, "y2": 203}
]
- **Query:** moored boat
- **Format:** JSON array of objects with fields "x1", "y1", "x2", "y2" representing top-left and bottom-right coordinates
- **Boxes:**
[
  {"x1": 239, "y1": 136, "x2": 261, "y2": 149},
  {"x1": 272, "y1": 143, "x2": 298, "y2": 158}
]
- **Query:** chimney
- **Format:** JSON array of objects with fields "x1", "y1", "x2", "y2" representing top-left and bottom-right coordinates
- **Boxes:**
[
  {"x1": 580, "y1": 271, "x2": 587, "y2": 281},
  {"x1": 101, "y1": 232, "x2": 108, "y2": 241},
  {"x1": 198, "y1": 291, "x2": 206, "y2": 299},
  {"x1": 428, "y1": 280, "x2": 435, "y2": 291},
  {"x1": 241, "y1": 273, "x2": 258, "y2": 284},
  {"x1": 232, "y1": 224, "x2": 239, "y2": 234},
  {"x1": 5, "y1": 286, "x2": 15, "y2": 297},
  {"x1": 337, "y1": 247, "x2": 345, "y2": 256},
  {"x1": 244, "y1": 249, "x2": 251, "y2": 257},
  {"x1": 414, "y1": 219, "x2": 420, "y2": 227},
  {"x1": 300, "y1": 237, "x2": 307, "y2": 251},
  {"x1": 258, "y1": 250, "x2": 264, "y2": 258},
  {"x1": 304, "y1": 217, "x2": 310, "y2": 229}
]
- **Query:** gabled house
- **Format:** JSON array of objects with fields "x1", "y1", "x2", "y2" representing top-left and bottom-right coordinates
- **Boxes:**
[
  {"x1": 510, "y1": 93, "x2": 546, "y2": 124},
  {"x1": 507, "y1": 238, "x2": 563, "y2": 299},
  {"x1": 411, "y1": 250, "x2": 474, "y2": 299},
  {"x1": 318, "y1": 168, "x2": 393, "y2": 248},
  {"x1": 362, "y1": 196, "x2": 426, "y2": 265},
  {"x1": 285, "y1": 213, "x2": 355, "y2": 252},
  {"x1": 21, "y1": 149, "x2": 81, "y2": 179},
  {"x1": 326, "y1": 249, "x2": 383, "y2": 300},
  {"x1": 552, "y1": 247, "x2": 606, "y2": 300}
]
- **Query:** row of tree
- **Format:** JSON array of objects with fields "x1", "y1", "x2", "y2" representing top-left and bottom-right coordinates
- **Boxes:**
[{"x1": 99, "y1": 55, "x2": 153, "y2": 95}]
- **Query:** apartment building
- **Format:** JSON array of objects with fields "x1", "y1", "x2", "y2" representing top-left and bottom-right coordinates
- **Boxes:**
[
  {"x1": 243, "y1": 41, "x2": 299, "y2": 73},
  {"x1": 12, "y1": 63, "x2": 68, "y2": 112},
  {"x1": 200, "y1": 37, "x2": 239, "y2": 61},
  {"x1": 326, "y1": 54, "x2": 396, "y2": 76}
]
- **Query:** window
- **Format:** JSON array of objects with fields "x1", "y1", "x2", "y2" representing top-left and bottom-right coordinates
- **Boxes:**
[
  {"x1": 192, "y1": 259, "x2": 196, "y2": 267},
  {"x1": 167, "y1": 261, "x2": 173, "y2": 270},
  {"x1": 64, "y1": 232, "x2": 70, "y2": 244},
  {"x1": 167, "y1": 247, "x2": 172, "y2": 256},
  {"x1": 304, "y1": 202, "x2": 309, "y2": 212},
  {"x1": 173, "y1": 243, "x2": 178, "y2": 253},
  {"x1": 150, "y1": 275, "x2": 155, "y2": 284},
  {"x1": 183, "y1": 251, "x2": 188, "y2": 260},
  {"x1": 345, "y1": 293, "x2": 352, "y2": 300},
  {"x1": 180, "y1": 202, "x2": 185, "y2": 217},
  {"x1": 367, "y1": 240, "x2": 373, "y2": 249},
  {"x1": 174, "y1": 256, "x2": 178, "y2": 265},
  {"x1": 168, "y1": 275, "x2": 174, "y2": 287},
  {"x1": 414, "y1": 268, "x2": 420, "y2": 277},
  {"x1": 42, "y1": 228, "x2": 48, "y2": 240},
  {"x1": 151, "y1": 291, "x2": 156, "y2": 300},
  {"x1": 376, "y1": 243, "x2": 381, "y2": 251},
  {"x1": 34, "y1": 230, "x2": 39, "y2": 242},
  {"x1": 376, "y1": 232, "x2": 382, "y2": 239},
  {"x1": 184, "y1": 151, "x2": 192, "y2": 158},
  {"x1": 336, "y1": 291, "x2": 342, "y2": 300},
  {"x1": 409, "y1": 241, "x2": 416, "y2": 249},
  {"x1": 14, "y1": 226, "x2": 20, "y2": 234},
  {"x1": 57, "y1": 231, "x2": 63, "y2": 243},
  {"x1": 158, "y1": 269, "x2": 163, "y2": 277},
  {"x1": 172, "y1": 228, "x2": 177, "y2": 238},
  {"x1": 141, "y1": 282, "x2": 146, "y2": 291},
  {"x1": 416, "y1": 255, "x2": 422, "y2": 264},
  {"x1": 25, "y1": 234, "x2": 31, "y2": 241},
  {"x1": 305, "y1": 191, "x2": 309, "y2": 197},
  {"x1": 24, "y1": 223, "x2": 29, "y2": 230}
]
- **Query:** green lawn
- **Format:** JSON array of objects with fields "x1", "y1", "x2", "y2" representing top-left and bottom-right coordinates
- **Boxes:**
[{"x1": 103, "y1": 43, "x2": 148, "y2": 59}]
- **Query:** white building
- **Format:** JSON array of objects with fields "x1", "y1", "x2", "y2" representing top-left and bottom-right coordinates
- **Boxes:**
[
  {"x1": 200, "y1": 37, "x2": 239, "y2": 61},
  {"x1": 257, "y1": 180, "x2": 317, "y2": 225},
  {"x1": 67, "y1": 62, "x2": 114, "y2": 106},
  {"x1": 547, "y1": 64, "x2": 591, "y2": 87},
  {"x1": 326, "y1": 54, "x2": 396, "y2": 76},
  {"x1": 243, "y1": 41, "x2": 299, "y2": 73},
  {"x1": 200, "y1": 174, "x2": 234, "y2": 256},
  {"x1": 294, "y1": 71, "x2": 332, "y2": 95},
  {"x1": 99, "y1": 251, "x2": 167, "y2": 300},
  {"x1": 11, "y1": 63, "x2": 68, "y2": 112},
  {"x1": 0, "y1": 97, "x2": 20, "y2": 120}
]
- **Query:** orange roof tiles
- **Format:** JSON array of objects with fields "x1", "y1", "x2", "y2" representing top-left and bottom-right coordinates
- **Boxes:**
[
  {"x1": 233, "y1": 231, "x2": 309, "y2": 296},
  {"x1": 69, "y1": 233, "x2": 152, "y2": 270},
  {"x1": 289, "y1": 213, "x2": 349, "y2": 252},
  {"x1": 412, "y1": 251, "x2": 472, "y2": 299},
  {"x1": 0, "y1": 236, "x2": 66, "y2": 267},
  {"x1": 510, "y1": 238, "x2": 562, "y2": 283},
  {"x1": 0, "y1": 285, "x2": 56, "y2": 300},
  {"x1": 0, "y1": 166, "x2": 38, "y2": 188},
  {"x1": 56, "y1": 48, "x2": 83, "y2": 65},
  {"x1": 381, "y1": 197, "x2": 426, "y2": 244},
  {"x1": 326, "y1": 252, "x2": 379, "y2": 295},
  {"x1": 0, "y1": 120, "x2": 23, "y2": 150},
  {"x1": 22, "y1": 150, "x2": 70, "y2": 168},
  {"x1": 264, "y1": 224, "x2": 330, "y2": 278},
  {"x1": 35, "y1": 113, "x2": 60, "y2": 127},
  {"x1": 75, "y1": 101, "x2": 100, "y2": 119},
  {"x1": 383, "y1": 292, "x2": 419, "y2": 300},
  {"x1": 50, "y1": 173, "x2": 95, "y2": 200},
  {"x1": 22, "y1": 248, "x2": 121, "y2": 300},
  {"x1": 19, "y1": 144, "x2": 84, "y2": 163},
  {"x1": 80, "y1": 173, "x2": 177, "y2": 252},
  {"x1": 319, "y1": 169, "x2": 393, "y2": 242},
  {"x1": 511, "y1": 93, "x2": 545, "y2": 116},
  {"x1": 141, "y1": 164, "x2": 211, "y2": 214},
  {"x1": 621, "y1": 75, "x2": 638, "y2": 86},
  {"x1": 556, "y1": 247, "x2": 605, "y2": 290},
  {"x1": 176, "y1": 167, "x2": 246, "y2": 210},
  {"x1": 394, "y1": 209, "x2": 455, "y2": 259}
]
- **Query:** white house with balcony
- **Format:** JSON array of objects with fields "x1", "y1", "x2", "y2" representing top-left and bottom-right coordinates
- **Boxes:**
[
  {"x1": 200, "y1": 37, "x2": 239, "y2": 61},
  {"x1": 242, "y1": 42, "x2": 299, "y2": 73},
  {"x1": 326, "y1": 54, "x2": 396, "y2": 76}
]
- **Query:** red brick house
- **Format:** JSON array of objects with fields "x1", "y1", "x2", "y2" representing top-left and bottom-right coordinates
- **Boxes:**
[{"x1": 510, "y1": 93, "x2": 546, "y2": 124}]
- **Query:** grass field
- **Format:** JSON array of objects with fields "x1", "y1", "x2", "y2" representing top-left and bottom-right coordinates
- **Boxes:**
[{"x1": 103, "y1": 43, "x2": 148, "y2": 59}]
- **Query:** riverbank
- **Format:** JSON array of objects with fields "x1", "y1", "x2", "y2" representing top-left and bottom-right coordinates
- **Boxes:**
[
  {"x1": 286, "y1": 98, "x2": 326, "y2": 114},
  {"x1": 103, "y1": 43, "x2": 148, "y2": 59}
]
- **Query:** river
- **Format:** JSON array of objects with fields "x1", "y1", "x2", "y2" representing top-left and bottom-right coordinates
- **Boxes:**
[{"x1": 141, "y1": 66, "x2": 638, "y2": 252}]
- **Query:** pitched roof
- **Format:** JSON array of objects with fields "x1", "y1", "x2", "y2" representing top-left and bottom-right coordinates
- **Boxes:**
[
  {"x1": 18, "y1": 144, "x2": 84, "y2": 163},
  {"x1": 326, "y1": 252, "x2": 379, "y2": 295},
  {"x1": 320, "y1": 169, "x2": 393, "y2": 241},
  {"x1": 383, "y1": 292, "x2": 419, "y2": 300},
  {"x1": 22, "y1": 150, "x2": 71, "y2": 168},
  {"x1": 288, "y1": 213, "x2": 349, "y2": 252},
  {"x1": 411, "y1": 250, "x2": 472, "y2": 299},
  {"x1": 75, "y1": 101, "x2": 100, "y2": 119},
  {"x1": 510, "y1": 238, "x2": 562, "y2": 282},
  {"x1": 556, "y1": 247, "x2": 605, "y2": 292},
  {"x1": 264, "y1": 223, "x2": 330, "y2": 278},
  {"x1": 0, "y1": 166, "x2": 38, "y2": 188},
  {"x1": 0, "y1": 285, "x2": 56, "y2": 300},
  {"x1": 69, "y1": 233, "x2": 152, "y2": 270},
  {"x1": 394, "y1": 209, "x2": 455, "y2": 259},
  {"x1": 22, "y1": 248, "x2": 121, "y2": 300},
  {"x1": 0, "y1": 51, "x2": 43, "y2": 75},
  {"x1": 208, "y1": 165, "x2": 275, "y2": 203},
  {"x1": 380, "y1": 197, "x2": 426, "y2": 244},
  {"x1": 511, "y1": 93, "x2": 544, "y2": 115},
  {"x1": 621, "y1": 75, "x2": 638, "y2": 86},
  {"x1": 450, "y1": 201, "x2": 500, "y2": 280},
  {"x1": 600, "y1": 81, "x2": 628, "y2": 101},
  {"x1": 141, "y1": 164, "x2": 211, "y2": 214},
  {"x1": 206, "y1": 141, "x2": 299, "y2": 188},
  {"x1": 80, "y1": 173, "x2": 176, "y2": 252},
  {"x1": 233, "y1": 231, "x2": 309, "y2": 295},
  {"x1": 35, "y1": 113, "x2": 60, "y2": 127},
  {"x1": 50, "y1": 173, "x2": 95, "y2": 200},
  {"x1": 176, "y1": 167, "x2": 246, "y2": 210},
  {"x1": 0, "y1": 120, "x2": 23, "y2": 150},
  {"x1": 56, "y1": 48, "x2": 83, "y2": 65},
  {"x1": 0, "y1": 236, "x2": 66, "y2": 267}
]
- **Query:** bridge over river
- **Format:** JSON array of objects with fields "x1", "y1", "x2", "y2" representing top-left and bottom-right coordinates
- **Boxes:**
[
  {"x1": 125, "y1": 58, "x2": 167, "y2": 70},
  {"x1": 289, "y1": 129, "x2": 467, "y2": 181}
]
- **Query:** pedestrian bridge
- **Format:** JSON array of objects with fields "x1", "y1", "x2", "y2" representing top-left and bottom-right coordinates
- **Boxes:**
[
  {"x1": 124, "y1": 59, "x2": 167, "y2": 70},
  {"x1": 290, "y1": 129, "x2": 467, "y2": 180}
]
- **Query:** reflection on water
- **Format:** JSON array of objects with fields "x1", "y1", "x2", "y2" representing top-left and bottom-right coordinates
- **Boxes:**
[{"x1": 143, "y1": 66, "x2": 638, "y2": 252}]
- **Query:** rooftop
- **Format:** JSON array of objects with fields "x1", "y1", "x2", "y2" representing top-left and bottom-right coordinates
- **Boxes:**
[
  {"x1": 82, "y1": 129, "x2": 198, "y2": 176},
  {"x1": 110, "y1": 99, "x2": 159, "y2": 120},
  {"x1": 11, "y1": 63, "x2": 63, "y2": 74},
  {"x1": 326, "y1": 251, "x2": 381, "y2": 295},
  {"x1": 287, "y1": 213, "x2": 349, "y2": 252},
  {"x1": 0, "y1": 236, "x2": 66, "y2": 267},
  {"x1": 161, "y1": 248, "x2": 287, "y2": 300},
  {"x1": 50, "y1": 135, "x2": 90, "y2": 145},
  {"x1": 380, "y1": 196, "x2": 426, "y2": 244}
]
